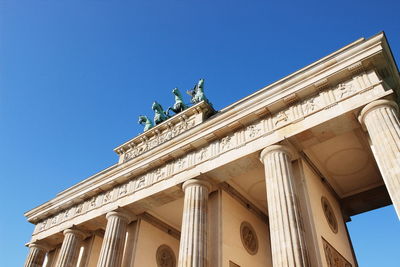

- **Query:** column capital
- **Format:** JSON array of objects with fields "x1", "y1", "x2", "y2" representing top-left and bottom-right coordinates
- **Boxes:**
[
  {"x1": 98, "y1": 210, "x2": 130, "y2": 266},
  {"x1": 63, "y1": 228, "x2": 86, "y2": 240},
  {"x1": 25, "y1": 241, "x2": 48, "y2": 267},
  {"x1": 259, "y1": 144, "x2": 295, "y2": 162},
  {"x1": 106, "y1": 210, "x2": 133, "y2": 223},
  {"x1": 182, "y1": 178, "x2": 212, "y2": 192},
  {"x1": 358, "y1": 99, "x2": 399, "y2": 126},
  {"x1": 27, "y1": 241, "x2": 50, "y2": 252}
]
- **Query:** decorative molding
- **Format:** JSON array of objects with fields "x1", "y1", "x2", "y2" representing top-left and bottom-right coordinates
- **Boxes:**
[
  {"x1": 283, "y1": 93, "x2": 299, "y2": 105},
  {"x1": 347, "y1": 61, "x2": 364, "y2": 74},
  {"x1": 32, "y1": 71, "x2": 384, "y2": 235},
  {"x1": 314, "y1": 78, "x2": 329, "y2": 90}
]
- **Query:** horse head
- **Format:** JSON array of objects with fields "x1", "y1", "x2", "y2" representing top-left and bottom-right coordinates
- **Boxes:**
[
  {"x1": 138, "y1": 115, "x2": 153, "y2": 131},
  {"x1": 138, "y1": 115, "x2": 146, "y2": 124},
  {"x1": 173, "y1": 87, "x2": 183, "y2": 98},
  {"x1": 197, "y1": 79, "x2": 205, "y2": 91},
  {"x1": 152, "y1": 101, "x2": 161, "y2": 112}
]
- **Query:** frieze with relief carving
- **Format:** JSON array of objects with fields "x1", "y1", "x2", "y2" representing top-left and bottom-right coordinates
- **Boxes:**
[
  {"x1": 33, "y1": 71, "x2": 384, "y2": 235},
  {"x1": 122, "y1": 119, "x2": 196, "y2": 163}
]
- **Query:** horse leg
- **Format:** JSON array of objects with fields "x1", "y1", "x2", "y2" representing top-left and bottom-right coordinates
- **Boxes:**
[{"x1": 168, "y1": 106, "x2": 177, "y2": 115}]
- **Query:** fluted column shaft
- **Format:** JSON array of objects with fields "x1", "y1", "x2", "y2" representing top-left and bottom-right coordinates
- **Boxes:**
[
  {"x1": 359, "y1": 99, "x2": 400, "y2": 218},
  {"x1": 178, "y1": 179, "x2": 211, "y2": 267},
  {"x1": 260, "y1": 145, "x2": 309, "y2": 267},
  {"x1": 55, "y1": 229, "x2": 85, "y2": 267},
  {"x1": 46, "y1": 250, "x2": 57, "y2": 267},
  {"x1": 97, "y1": 211, "x2": 130, "y2": 267},
  {"x1": 24, "y1": 243, "x2": 48, "y2": 267}
]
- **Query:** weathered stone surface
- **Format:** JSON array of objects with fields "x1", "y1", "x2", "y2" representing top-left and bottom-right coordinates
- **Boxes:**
[
  {"x1": 97, "y1": 211, "x2": 131, "y2": 267},
  {"x1": 359, "y1": 99, "x2": 400, "y2": 218},
  {"x1": 178, "y1": 179, "x2": 211, "y2": 267},
  {"x1": 55, "y1": 229, "x2": 85, "y2": 267},
  {"x1": 24, "y1": 243, "x2": 48, "y2": 267},
  {"x1": 260, "y1": 145, "x2": 309, "y2": 267}
]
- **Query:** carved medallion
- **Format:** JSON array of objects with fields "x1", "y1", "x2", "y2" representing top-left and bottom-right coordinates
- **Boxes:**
[
  {"x1": 156, "y1": 244, "x2": 176, "y2": 267},
  {"x1": 240, "y1": 221, "x2": 258, "y2": 255},
  {"x1": 321, "y1": 197, "x2": 338, "y2": 233}
]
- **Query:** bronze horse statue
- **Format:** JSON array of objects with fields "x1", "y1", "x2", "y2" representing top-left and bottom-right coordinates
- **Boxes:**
[
  {"x1": 167, "y1": 88, "x2": 188, "y2": 115},
  {"x1": 138, "y1": 115, "x2": 153, "y2": 132}
]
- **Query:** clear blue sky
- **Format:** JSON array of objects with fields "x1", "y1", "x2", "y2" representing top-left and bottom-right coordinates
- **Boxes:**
[{"x1": 1, "y1": 1, "x2": 399, "y2": 266}]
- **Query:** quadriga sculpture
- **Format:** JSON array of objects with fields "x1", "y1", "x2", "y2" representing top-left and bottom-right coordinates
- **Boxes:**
[
  {"x1": 167, "y1": 88, "x2": 188, "y2": 115},
  {"x1": 187, "y1": 79, "x2": 210, "y2": 105},
  {"x1": 152, "y1": 101, "x2": 169, "y2": 125},
  {"x1": 138, "y1": 115, "x2": 154, "y2": 132}
]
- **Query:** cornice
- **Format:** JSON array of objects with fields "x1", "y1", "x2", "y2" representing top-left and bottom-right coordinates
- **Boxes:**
[{"x1": 25, "y1": 33, "x2": 397, "y2": 224}]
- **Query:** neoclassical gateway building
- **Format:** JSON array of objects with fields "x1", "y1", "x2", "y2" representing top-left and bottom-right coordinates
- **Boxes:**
[{"x1": 24, "y1": 32, "x2": 400, "y2": 267}]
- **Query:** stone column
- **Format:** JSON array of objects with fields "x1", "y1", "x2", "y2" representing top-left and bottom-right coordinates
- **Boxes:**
[
  {"x1": 178, "y1": 179, "x2": 211, "y2": 267},
  {"x1": 358, "y1": 99, "x2": 400, "y2": 217},
  {"x1": 55, "y1": 229, "x2": 85, "y2": 267},
  {"x1": 97, "y1": 211, "x2": 131, "y2": 267},
  {"x1": 121, "y1": 221, "x2": 139, "y2": 267},
  {"x1": 260, "y1": 145, "x2": 309, "y2": 267},
  {"x1": 45, "y1": 250, "x2": 57, "y2": 267},
  {"x1": 24, "y1": 242, "x2": 48, "y2": 267}
]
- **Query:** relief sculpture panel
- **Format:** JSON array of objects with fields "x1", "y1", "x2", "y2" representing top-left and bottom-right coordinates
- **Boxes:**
[
  {"x1": 156, "y1": 244, "x2": 176, "y2": 267},
  {"x1": 322, "y1": 238, "x2": 352, "y2": 267}
]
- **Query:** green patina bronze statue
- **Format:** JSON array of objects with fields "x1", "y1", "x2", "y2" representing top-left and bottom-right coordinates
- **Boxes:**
[
  {"x1": 137, "y1": 79, "x2": 213, "y2": 131},
  {"x1": 167, "y1": 88, "x2": 188, "y2": 115},
  {"x1": 187, "y1": 79, "x2": 211, "y2": 105},
  {"x1": 152, "y1": 101, "x2": 170, "y2": 125},
  {"x1": 138, "y1": 115, "x2": 153, "y2": 132}
]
